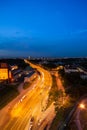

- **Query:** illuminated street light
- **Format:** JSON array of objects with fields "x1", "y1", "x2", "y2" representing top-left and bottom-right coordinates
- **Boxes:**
[{"x1": 79, "y1": 103, "x2": 85, "y2": 109}]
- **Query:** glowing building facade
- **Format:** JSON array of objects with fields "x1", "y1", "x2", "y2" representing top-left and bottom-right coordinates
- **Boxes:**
[{"x1": 0, "y1": 63, "x2": 12, "y2": 83}]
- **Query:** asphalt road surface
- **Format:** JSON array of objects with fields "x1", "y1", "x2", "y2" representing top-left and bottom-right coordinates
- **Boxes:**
[{"x1": 0, "y1": 60, "x2": 52, "y2": 130}]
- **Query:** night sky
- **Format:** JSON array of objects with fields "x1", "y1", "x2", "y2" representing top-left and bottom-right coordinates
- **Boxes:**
[{"x1": 0, "y1": 0, "x2": 87, "y2": 57}]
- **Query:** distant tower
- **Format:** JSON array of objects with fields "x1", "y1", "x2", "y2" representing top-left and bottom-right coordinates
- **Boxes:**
[{"x1": 28, "y1": 56, "x2": 31, "y2": 60}]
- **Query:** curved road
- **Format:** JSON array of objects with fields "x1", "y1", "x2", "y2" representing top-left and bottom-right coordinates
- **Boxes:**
[{"x1": 0, "y1": 60, "x2": 52, "y2": 130}]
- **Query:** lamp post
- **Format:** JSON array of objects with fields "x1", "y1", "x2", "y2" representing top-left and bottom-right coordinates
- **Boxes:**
[{"x1": 79, "y1": 103, "x2": 85, "y2": 109}]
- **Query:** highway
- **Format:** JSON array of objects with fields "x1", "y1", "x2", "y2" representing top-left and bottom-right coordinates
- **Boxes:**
[{"x1": 0, "y1": 60, "x2": 52, "y2": 130}]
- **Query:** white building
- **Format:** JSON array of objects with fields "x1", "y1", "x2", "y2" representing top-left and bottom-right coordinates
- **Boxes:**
[
  {"x1": 80, "y1": 74, "x2": 87, "y2": 80},
  {"x1": 64, "y1": 68, "x2": 79, "y2": 73}
]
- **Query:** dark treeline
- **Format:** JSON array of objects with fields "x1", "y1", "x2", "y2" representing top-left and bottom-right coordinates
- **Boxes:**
[{"x1": 0, "y1": 59, "x2": 29, "y2": 69}]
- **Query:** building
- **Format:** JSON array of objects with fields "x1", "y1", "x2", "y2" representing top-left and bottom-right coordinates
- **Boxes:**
[
  {"x1": 0, "y1": 63, "x2": 12, "y2": 83},
  {"x1": 64, "y1": 65, "x2": 79, "y2": 73},
  {"x1": 80, "y1": 73, "x2": 87, "y2": 80},
  {"x1": 24, "y1": 71, "x2": 37, "y2": 83},
  {"x1": 11, "y1": 68, "x2": 24, "y2": 81},
  {"x1": 10, "y1": 65, "x2": 18, "y2": 70}
]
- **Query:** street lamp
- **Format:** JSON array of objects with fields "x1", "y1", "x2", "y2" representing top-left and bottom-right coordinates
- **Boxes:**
[{"x1": 79, "y1": 103, "x2": 85, "y2": 109}]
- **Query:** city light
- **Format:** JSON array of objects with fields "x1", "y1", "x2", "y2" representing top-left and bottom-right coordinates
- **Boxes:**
[{"x1": 79, "y1": 103, "x2": 85, "y2": 109}]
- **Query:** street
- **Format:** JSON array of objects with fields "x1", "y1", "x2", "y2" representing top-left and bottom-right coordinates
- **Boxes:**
[{"x1": 0, "y1": 60, "x2": 53, "y2": 130}]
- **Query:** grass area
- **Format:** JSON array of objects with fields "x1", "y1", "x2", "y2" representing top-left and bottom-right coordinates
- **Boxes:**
[
  {"x1": 0, "y1": 84, "x2": 19, "y2": 109},
  {"x1": 58, "y1": 68, "x2": 87, "y2": 98},
  {"x1": 48, "y1": 75, "x2": 65, "y2": 130},
  {"x1": 50, "y1": 96, "x2": 74, "y2": 130},
  {"x1": 47, "y1": 75, "x2": 58, "y2": 108},
  {"x1": 57, "y1": 68, "x2": 87, "y2": 129},
  {"x1": 68, "y1": 123, "x2": 78, "y2": 130},
  {"x1": 50, "y1": 112, "x2": 60, "y2": 130},
  {"x1": 48, "y1": 68, "x2": 87, "y2": 130},
  {"x1": 49, "y1": 74, "x2": 75, "y2": 130},
  {"x1": 50, "y1": 108, "x2": 64, "y2": 130}
]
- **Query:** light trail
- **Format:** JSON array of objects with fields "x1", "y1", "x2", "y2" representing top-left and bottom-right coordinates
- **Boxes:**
[{"x1": 0, "y1": 60, "x2": 52, "y2": 130}]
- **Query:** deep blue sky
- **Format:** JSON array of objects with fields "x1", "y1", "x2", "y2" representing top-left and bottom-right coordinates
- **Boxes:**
[{"x1": 0, "y1": 0, "x2": 87, "y2": 57}]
